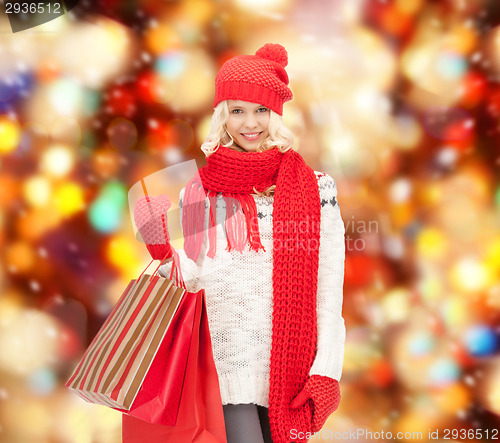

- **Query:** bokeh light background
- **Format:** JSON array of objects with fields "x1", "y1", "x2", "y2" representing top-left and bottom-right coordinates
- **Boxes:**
[{"x1": 1, "y1": 0, "x2": 500, "y2": 441}]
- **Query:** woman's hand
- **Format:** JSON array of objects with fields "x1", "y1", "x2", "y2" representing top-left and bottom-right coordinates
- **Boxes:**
[
  {"x1": 161, "y1": 255, "x2": 174, "y2": 265},
  {"x1": 290, "y1": 375, "x2": 341, "y2": 433},
  {"x1": 133, "y1": 195, "x2": 174, "y2": 261}
]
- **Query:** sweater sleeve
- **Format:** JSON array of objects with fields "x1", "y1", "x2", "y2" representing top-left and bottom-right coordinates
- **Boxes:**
[
  {"x1": 157, "y1": 187, "x2": 203, "y2": 292},
  {"x1": 309, "y1": 174, "x2": 346, "y2": 381}
]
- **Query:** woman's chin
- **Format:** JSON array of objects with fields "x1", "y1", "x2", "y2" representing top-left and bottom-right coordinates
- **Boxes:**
[{"x1": 234, "y1": 141, "x2": 261, "y2": 152}]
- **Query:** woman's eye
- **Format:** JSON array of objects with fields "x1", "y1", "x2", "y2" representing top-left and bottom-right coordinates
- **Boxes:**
[
  {"x1": 231, "y1": 109, "x2": 242, "y2": 114},
  {"x1": 257, "y1": 107, "x2": 268, "y2": 113}
]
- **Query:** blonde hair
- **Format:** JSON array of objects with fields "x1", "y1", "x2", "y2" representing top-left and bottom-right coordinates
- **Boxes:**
[{"x1": 200, "y1": 101, "x2": 294, "y2": 196}]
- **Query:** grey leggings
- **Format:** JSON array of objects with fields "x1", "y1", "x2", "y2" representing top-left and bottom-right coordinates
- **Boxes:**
[{"x1": 223, "y1": 404, "x2": 273, "y2": 443}]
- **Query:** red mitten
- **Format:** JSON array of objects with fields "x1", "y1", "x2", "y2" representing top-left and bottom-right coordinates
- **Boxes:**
[
  {"x1": 133, "y1": 195, "x2": 173, "y2": 261},
  {"x1": 290, "y1": 375, "x2": 341, "y2": 433}
]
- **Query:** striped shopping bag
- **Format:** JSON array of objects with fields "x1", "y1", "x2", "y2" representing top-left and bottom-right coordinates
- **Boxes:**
[{"x1": 64, "y1": 272, "x2": 191, "y2": 425}]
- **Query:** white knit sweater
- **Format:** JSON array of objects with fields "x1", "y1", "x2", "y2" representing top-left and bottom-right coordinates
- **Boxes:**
[{"x1": 158, "y1": 172, "x2": 346, "y2": 407}]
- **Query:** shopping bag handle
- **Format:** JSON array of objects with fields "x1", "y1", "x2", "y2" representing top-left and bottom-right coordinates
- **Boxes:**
[{"x1": 137, "y1": 247, "x2": 186, "y2": 290}]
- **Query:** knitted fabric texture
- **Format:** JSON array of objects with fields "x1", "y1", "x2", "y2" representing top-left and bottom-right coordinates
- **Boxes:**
[
  {"x1": 133, "y1": 195, "x2": 173, "y2": 260},
  {"x1": 290, "y1": 375, "x2": 341, "y2": 433},
  {"x1": 213, "y1": 43, "x2": 293, "y2": 115},
  {"x1": 182, "y1": 145, "x2": 320, "y2": 443}
]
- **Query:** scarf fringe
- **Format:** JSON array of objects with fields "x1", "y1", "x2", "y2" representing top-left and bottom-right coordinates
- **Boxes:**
[
  {"x1": 240, "y1": 194, "x2": 266, "y2": 253},
  {"x1": 182, "y1": 181, "x2": 206, "y2": 262},
  {"x1": 183, "y1": 185, "x2": 265, "y2": 260},
  {"x1": 224, "y1": 194, "x2": 247, "y2": 253},
  {"x1": 207, "y1": 191, "x2": 218, "y2": 258}
]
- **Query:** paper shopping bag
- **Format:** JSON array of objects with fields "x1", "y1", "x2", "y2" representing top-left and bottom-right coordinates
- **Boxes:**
[
  {"x1": 122, "y1": 289, "x2": 227, "y2": 443},
  {"x1": 64, "y1": 273, "x2": 191, "y2": 425}
]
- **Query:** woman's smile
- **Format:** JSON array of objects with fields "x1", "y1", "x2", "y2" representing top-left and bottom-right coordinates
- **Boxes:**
[{"x1": 241, "y1": 131, "x2": 263, "y2": 141}]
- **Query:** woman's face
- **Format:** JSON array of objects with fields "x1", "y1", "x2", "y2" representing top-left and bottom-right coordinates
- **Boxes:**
[{"x1": 225, "y1": 100, "x2": 271, "y2": 152}]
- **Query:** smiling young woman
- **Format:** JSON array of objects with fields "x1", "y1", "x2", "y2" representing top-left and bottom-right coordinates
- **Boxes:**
[{"x1": 124, "y1": 43, "x2": 346, "y2": 443}]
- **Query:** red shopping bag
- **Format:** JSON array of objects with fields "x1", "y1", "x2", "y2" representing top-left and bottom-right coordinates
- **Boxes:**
[{"x1": 122, "y1": 289, "x2": 227, "y2": 443}]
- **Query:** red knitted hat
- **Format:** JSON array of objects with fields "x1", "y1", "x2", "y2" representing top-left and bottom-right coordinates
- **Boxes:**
[{"x1": 213, "y1": 43, "x2": 293, "y2": 115}]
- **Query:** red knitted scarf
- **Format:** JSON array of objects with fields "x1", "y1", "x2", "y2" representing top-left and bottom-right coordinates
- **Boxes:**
[{"x1": 182, "y1": 145, "x2": 320, "y2": 442}]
